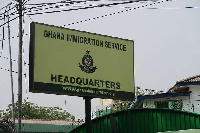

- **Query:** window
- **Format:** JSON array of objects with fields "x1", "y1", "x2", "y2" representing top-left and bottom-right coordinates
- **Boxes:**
[
  {"x1": 155, "y1": 101, "x2": 168, "y2": 109},
  {"x1": 154, "y1": 100, "x2": 182, "y2": 110},
  {"x1": 169, "y1": 100, "x2": 182, "y2": 110}
]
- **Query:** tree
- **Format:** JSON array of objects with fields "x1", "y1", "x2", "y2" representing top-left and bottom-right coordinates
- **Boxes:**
[
  {"x1": 136, "y1": 86, "x2": 161, "y2": 96},
  {"x1": 112, "y1": 100, "x2": 132, "y2": 112},
  {"x1": 1, "y1": 100, "x2": 75, "y2": 121},
  {"x1": 112, "y1": 87, "x2": 162, "y2": 112}
]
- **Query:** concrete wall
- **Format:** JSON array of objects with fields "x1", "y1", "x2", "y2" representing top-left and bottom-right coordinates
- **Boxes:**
[
  {"x1": 186, "y1": 85, "x2": 200, "y2": 114},
  {"x1": 142, "y1": 85, "x2": 200, "y2": 114}
]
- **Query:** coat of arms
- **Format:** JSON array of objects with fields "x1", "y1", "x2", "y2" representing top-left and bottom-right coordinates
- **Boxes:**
[{"x1": 79, "y1": 50, "x2": 97, "y2": 73}]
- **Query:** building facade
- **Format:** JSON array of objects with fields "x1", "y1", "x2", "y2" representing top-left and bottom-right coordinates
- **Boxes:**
[{"x1": 131, "y1": 74, "x2": 200, "y2": 114}]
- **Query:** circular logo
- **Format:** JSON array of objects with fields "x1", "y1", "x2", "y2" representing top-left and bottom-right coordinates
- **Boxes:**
[{"x1": 79, "y1": 50, "x2": 97, "y2": 73}]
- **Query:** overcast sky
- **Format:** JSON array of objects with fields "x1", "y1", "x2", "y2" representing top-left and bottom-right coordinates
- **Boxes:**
[{"x1": 0, "y1": 0, "x2": 200, "y2": 120}]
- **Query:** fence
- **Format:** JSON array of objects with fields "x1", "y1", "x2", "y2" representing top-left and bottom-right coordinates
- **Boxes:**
[
  {"x1": 0, "y1": 121, "x2": 81, "y2": 133},
  {"x1": 70, "y1": 108, "x2": 200, "y2": 133}
]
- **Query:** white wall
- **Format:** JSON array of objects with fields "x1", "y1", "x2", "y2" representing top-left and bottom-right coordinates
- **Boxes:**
[
  {"x1": 142, "y1": 85, "x2": 200, "y2": 114},
  {"x1": 143, "y1": 100, "x2": 155, "y2": 108},
  {"x1": 187, "y1": 85, "x2": 200, "y2": 114}
]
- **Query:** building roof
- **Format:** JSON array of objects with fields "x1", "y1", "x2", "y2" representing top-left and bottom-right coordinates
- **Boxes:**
[
  {"x1": 176, "y1": 74, "x2": 200, "y2": 84},
  {"x1": 137, "y1": 92, "x2": 190, "y2": 101},
  {"x1": 129, "y1": 74, "x2": 200, "y2": 109},
  {"x1": 129, "y1": 92, "x2": 190, "y2": 109},
  {"x1": 168, "y1": 74, "x2": 200, "y2": 93}
]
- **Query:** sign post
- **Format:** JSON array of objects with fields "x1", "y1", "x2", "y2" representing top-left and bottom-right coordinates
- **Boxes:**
[
  {"x1": 85, "y1": 97, "x2": 92, "y2": 133},
  {"x1": 29, "y1": 22, "x2": 134, "y2": 133}
]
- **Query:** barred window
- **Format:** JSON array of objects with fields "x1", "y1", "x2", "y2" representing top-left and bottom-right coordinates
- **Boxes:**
[
  {"x1": 154, "y1": 100, "x2": 182, "y2": 110},
  {"x1": 155, "y1": 101, "x2": 168, "y2": 109}
]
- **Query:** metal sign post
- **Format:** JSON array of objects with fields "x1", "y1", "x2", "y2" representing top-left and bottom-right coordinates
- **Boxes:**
[
  {"x1": 17, "y1": 0, "x2": 23, "y2": 132},
  {"x1": 84, "y1": 97, "x2": 92, "y2": 133}
]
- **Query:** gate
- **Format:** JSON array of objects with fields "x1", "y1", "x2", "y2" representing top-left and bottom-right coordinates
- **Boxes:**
[{"x1": 70, "y1": 108, "x2": 200, "y2": 133}]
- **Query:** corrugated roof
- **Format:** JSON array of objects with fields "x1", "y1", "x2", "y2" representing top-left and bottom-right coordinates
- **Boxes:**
[
  {"x1": 168, "y1": 74, "x2": 200, "y2": 93},
  {"x1": 129, "y1": 92, "x2": 190, "y2": 109},
  {"x1": 176, "y1": 74, "x2": 200, "y2": 83},
  {"x1": 137, "y1": 92, "x2": 190, "y2": 101}
]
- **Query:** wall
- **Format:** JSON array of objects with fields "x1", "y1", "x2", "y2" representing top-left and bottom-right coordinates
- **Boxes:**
[
  {"x1": 141, "y1": 85, "x2": 200, "y2": 114},
  {"x1": 186, "y1": 85, "x2": 200, "y2": 114}
]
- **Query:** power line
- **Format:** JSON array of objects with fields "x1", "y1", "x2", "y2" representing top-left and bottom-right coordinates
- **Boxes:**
[
  {"x1": 25, "y1": 1, "x2": 134, "y2": 15},
  {"x1": 0, "y1": 54, "x2": 18, "y2": 63},
  {"x1": 0, "y1": 35, "x2": 20, "y2": 42},
  {"x1": 0, "y1": 66, "x2": 18, "y2": 74},
  {"x1": 0, "y1": 15, "x2": 19, "y2": 28},
  {"x1": 0, "y1": 0, "x2": 29, "y2": 20},
  {"x1": 65, "y1": 0, "x2": 170, "y2": 26},
  {"x1": 0, "y1": 10, "x2": 19, "y2": 21},
  {"x1": 0, "y1": 2, "x2": 13, "y2": 11},
  {"x1": 0, "y1": 0, "x2": 157, "y2": 42},
  {"x1": 0, "y1": 5, "x2": 16, "y2": 17},
  {"x1": 0, "y1": 4, "x2": 27, "y2": 21},
  {"x1": 1, "y1": 1, "x2": 131, "y2": 25},
  {"x1": 25, "y1": 3, "x2": 84, "y2": 12},
  {"x1": 0, "y1": 66, "x2": 28, "y2": 76},
  {"x1": 1, "y1": 0, "x2": 199, "y2": 27},
  {"x1": 26, "y1": 0, "x2": 86, "y2": 6},
  {"x1": 1, "y1": 0, "x2": 198, "y2": 42},
  {"x1": 0, "y1": 4, "x2": 27, "y2": 27},
  {"x1": 0, "y1": 1, "x2": 134, "y2": 27},
  {"x1": 23, "y1": 0, "x2": 87, "y2": 14}
]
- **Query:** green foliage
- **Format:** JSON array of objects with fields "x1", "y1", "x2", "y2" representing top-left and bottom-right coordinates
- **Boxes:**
[
  {"x1": 112, "y1": 88, "x2": 161, "y2": 112},
  {"x1": 112, "y1": 100, "x2": 132, "y2": 112},
  {"x1": 1, "y1": 100, "x2": 75, "y2": 121},
  {"x1": 137, "y1": 88, "x2": 160, "y2": 96}
]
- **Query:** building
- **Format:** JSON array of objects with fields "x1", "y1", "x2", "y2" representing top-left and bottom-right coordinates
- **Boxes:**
[
  {"x1": 130, "y1": 74, "x2": 200, "y2": 114},
  {"x1": 96, "y1": 99, "x2": 113, "y2": 117}
]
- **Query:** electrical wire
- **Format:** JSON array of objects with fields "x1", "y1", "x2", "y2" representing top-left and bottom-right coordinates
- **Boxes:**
[
  {"x1": 0, "y1": 2, "x2": 13, "y2": 11},
  {"x1": 0, "y1": 66, "x2": 18, "y2": 74},
  {"x1": 65, "y1": 0, "x2": 170, "y2": 26},
  {"x1": 0, "y1": 55, "x2": 29, "y2": 65},
  {"x1": 25, "y1": 1, "x2": 134, "y2": 15},
  {"x1": 23, "y1": 0, "x2": 87, "y2": 14},
  {"x1": 0, "y1": 15, "x2": 20, "y2": 28},
  {"x1": 0, "y1": 3, "x2": 27, "y2": 27},
  {"x1": 0, "y1": 1, "x2": 139, "y2": 28},
  {"x1": 0, "y1": 1, "x2": 27, "y2": 21},
  {"x1": 0, "y1": 54, "x2": 18, "y2": 63},
  {"x1": 0, "y1": 0, "x2": 199, "y2": 62},
  {"x1": 1, "y1": 0, "x2": 199, "y2": 27},
  {"x1": 0, "y1": 0, "x2": 80, "y2": 24},
  {"x1": 0, "y1": 3, "x2": 17, "y2": 17},
  {"x1": 0, "y1": 10, "x2": 19, "y2": 21},
  {"x1": 26, "y1": 0, "x2": 86, "y2": 6}
]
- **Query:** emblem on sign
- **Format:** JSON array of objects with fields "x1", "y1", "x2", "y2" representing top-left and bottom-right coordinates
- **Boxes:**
[{"x1": 79, "y1": 50, "x2": 97, "y2": 73}]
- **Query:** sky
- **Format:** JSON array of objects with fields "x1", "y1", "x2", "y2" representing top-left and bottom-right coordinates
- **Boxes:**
[{"x1": 0, "y1": 0, "x2": 200, "y2": 120}]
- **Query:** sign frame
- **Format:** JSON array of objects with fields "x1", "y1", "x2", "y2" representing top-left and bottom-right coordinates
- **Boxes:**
[{"x1": 29, "y1": 22, "x2": 134, "y2": 100}]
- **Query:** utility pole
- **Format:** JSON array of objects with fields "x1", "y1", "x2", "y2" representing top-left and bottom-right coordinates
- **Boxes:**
[
  {"x1": 17, "y1": 0, "x2": 23, "y2": 132},
  {"x1": 7, "y1": 6, "x2": 15, "y2": 126}
]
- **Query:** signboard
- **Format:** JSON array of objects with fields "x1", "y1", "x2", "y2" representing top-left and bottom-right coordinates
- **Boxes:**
[{"x1": 29, "y1": 22, "x2": 134, "y2": 100}]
